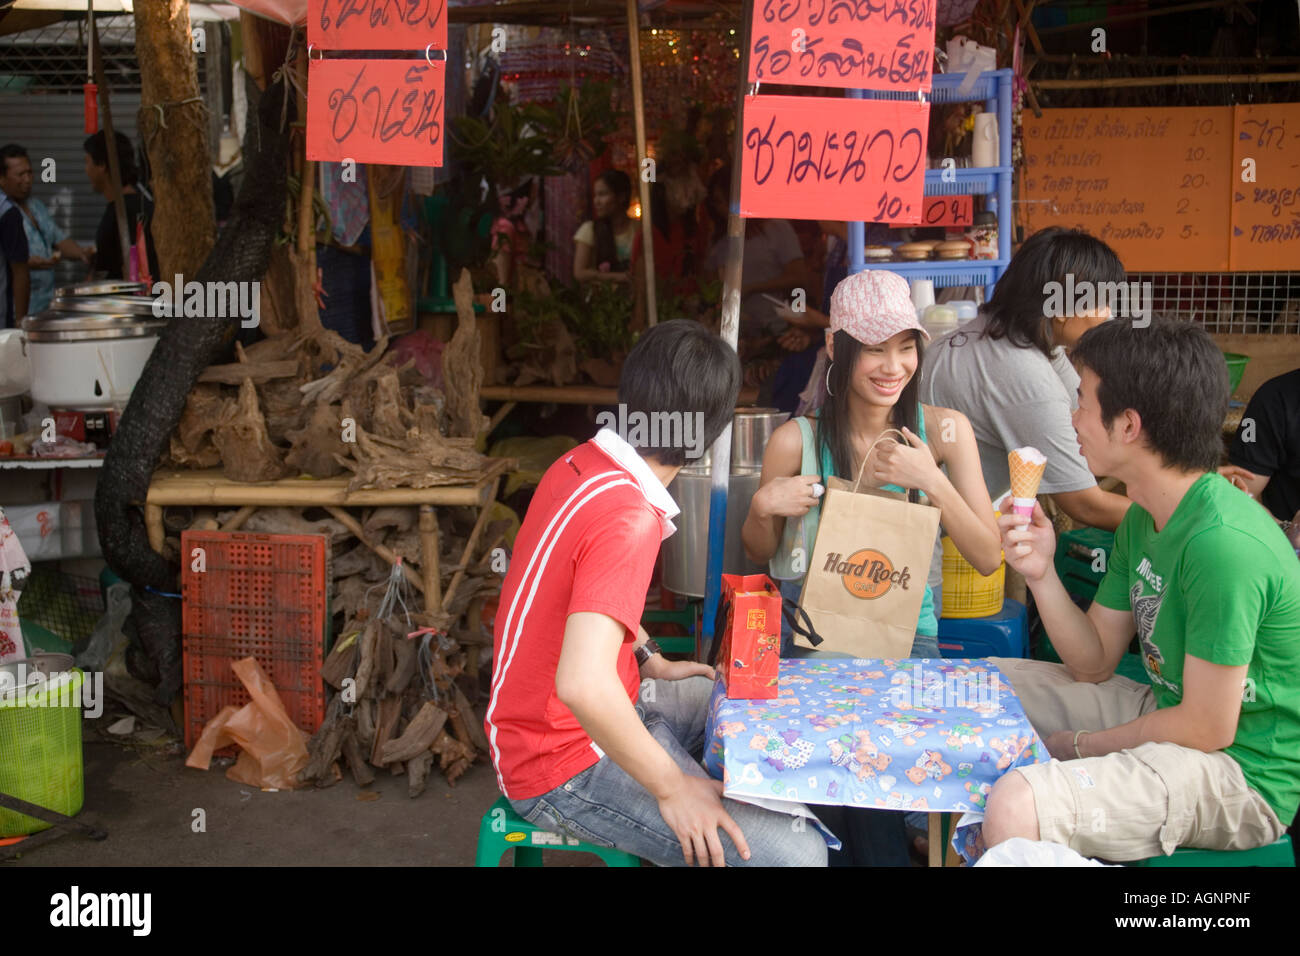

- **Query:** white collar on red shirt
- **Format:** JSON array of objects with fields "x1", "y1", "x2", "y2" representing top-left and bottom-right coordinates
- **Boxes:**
[{"x1": 591, "y1": 427, "x2": 680, "y2": 540}]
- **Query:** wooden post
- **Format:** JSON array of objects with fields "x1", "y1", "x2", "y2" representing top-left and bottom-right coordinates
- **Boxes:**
[
  {"x1": 296, "y1": 50, "x2": 315, "y2": 256},
  {"x1": 419, "y1": 504, "x2": 442, "y2": 611},
  {"x1": 90, "y1": 12, "x2": 133, "y2": 280},
  {"x1": 442, "y1": 478, "x2": 498, "y2": 614},
  {"x1": 625, "y1": 0, "x2": 656, "y2": 325},
  {"x1": 145, "y1": 503, "x2": 166, "y2": 554}
]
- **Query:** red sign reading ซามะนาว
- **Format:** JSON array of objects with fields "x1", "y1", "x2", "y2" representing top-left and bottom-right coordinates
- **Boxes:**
[
  {"x1": 748, "y1": 0, "x2": 936, "y2": 92},
  {"x1": 308, "y1": 0, "x2": 448, "y2": 51},
  {"x1": 739, "y1": 94, "x2": 929, "y2": 223},
  {"x1": 307, "y1": 58, "x2": 444, "y2": 167}
]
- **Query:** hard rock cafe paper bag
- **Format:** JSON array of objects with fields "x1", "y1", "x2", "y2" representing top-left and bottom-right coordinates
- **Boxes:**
[
  {"x1": 797, "y1": 464, "x2": 940, "y2": 658},
  {"x1": 716, "y1": 574, "x2": 781, "y2": 699}
]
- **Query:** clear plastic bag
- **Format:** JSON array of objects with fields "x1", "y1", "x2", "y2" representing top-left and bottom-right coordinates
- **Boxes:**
[{"x1": 75, "y1": 580, "x2": 132, "y2": 675}]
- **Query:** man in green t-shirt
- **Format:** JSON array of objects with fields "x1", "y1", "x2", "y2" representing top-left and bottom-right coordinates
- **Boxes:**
[{"x1": 982, "y1": 315, "x2": 1300, "y2": 861}]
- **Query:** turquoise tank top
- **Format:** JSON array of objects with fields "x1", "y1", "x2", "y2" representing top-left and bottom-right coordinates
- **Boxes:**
[{"x1": 769, "y1": 408, "x2": 939, "y2": 637}]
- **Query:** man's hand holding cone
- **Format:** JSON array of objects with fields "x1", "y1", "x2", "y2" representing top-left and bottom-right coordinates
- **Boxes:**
[{"x1": 998, "y1": 495, "x2": 1056, "y2": 583}]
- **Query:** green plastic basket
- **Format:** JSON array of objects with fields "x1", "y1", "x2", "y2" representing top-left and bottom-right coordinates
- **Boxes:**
[
  {"x1": 0, "y1": 668, "x2": 85, "y2": 836},
  {"x1": 1223, "y1": 352, "x2": 1250, "y2": 395}
]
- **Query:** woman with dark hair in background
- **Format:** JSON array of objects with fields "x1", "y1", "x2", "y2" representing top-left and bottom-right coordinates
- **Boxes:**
[
  {"x1": 573, "y1": 169, "x2": 636, "y2": 285},
  {"x1": 741, "y1": 269, "x2": 1001, "y2": 867},
  {"x1": 921, "y1": 226, "x2": 1132, "y2": 532}
]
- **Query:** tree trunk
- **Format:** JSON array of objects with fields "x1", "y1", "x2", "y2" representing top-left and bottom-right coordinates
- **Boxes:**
[{"x1": 134, "y1": 0, "x2": 215, "y2": 278}]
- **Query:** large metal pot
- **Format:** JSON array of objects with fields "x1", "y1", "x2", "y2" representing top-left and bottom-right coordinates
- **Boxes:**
[
  {"x1": 688, "y1": 407, "x2": 789, "y2": 474},
  {"x1": 731, "y1": 407, "x2": 788, "y2": 471},
  {"x1": 661, "y1": 468, "x2": 766, "y2": 597}
]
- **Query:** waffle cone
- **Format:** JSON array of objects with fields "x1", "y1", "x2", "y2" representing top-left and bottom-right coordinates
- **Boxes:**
[{"x1": 1008, "y1": 450, "x2": 1047, "y2": 500}]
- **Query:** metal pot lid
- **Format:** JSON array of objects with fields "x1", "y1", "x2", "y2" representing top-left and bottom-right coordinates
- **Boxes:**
[
  {"x1": 54, "y1": 280, "x2": 149, "y2": 298},
  {"x1": 21, "y1": 310, "x2": 167, "y2": 341},
  {"x1": 48, "y1": 294, "x2": 160, "y2": 316}
]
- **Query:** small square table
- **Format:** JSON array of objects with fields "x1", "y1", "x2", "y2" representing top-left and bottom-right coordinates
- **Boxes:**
[{"x1": 704, "y1": 657, "x2": 1050, "y2": 865}]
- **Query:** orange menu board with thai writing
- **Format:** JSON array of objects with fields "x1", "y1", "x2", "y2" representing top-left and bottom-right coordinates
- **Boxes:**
[
  {"x1": 1022, "y1": 107, "x2": 1233, "y2": 271},
  {"x1": 1230, "y1": 103, "x2": 1300, "y2": 271}
]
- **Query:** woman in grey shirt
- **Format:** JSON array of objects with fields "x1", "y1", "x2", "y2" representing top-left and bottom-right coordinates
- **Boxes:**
[{"x1": 921, "y1": 227, "x2": 1131, "y2": 532}]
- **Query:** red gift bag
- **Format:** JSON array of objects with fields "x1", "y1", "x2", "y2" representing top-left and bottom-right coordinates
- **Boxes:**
[{"x1": 715, "y1": 574, "x2": 781, "y2": 700}]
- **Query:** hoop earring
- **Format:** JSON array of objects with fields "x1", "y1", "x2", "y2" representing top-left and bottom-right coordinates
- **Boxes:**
[{"x1": 825, "y1": 361, "x2": 834, "y2": 397}]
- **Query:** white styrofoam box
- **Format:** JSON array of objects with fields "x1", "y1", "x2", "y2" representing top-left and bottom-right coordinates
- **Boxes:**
[
  {"x1": 6, "y1": 502, "x2": 63, "y2": 560},
  {"x1": 4, "y1": 500, "x2": 99, "y2": 560}
]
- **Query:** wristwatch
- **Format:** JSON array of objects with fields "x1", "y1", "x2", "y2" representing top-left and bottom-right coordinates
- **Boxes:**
[{"x1": 634, "y1": 639, "x2": 662, "y2": 668}]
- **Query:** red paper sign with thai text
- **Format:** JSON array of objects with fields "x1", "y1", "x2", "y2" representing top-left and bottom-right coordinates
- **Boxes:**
[
  {"x1": 912, "y1": 194, "x2": 972, "y2": 227},
  {"x1": 308, "y1": 0, "x2": 447, "y2": 51},
  {"x1": 307, "y1": 58, "x2": 444, "y2": 166},
  {"x1": 739, "y1": 95, "x2": 928, "y2": 222},
  {"x1": 748, "y1": 0, "x2": 936, "y2": 91}
]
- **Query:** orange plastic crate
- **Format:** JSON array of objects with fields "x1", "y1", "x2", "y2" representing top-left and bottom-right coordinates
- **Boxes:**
[{"x1": 180, "y1": 531, "x2": 329, "y2": 751}]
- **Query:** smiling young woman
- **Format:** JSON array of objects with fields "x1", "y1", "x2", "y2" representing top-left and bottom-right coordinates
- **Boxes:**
[{"x1": 741, "y1": 268, "x2": 1002, "y2": 868}]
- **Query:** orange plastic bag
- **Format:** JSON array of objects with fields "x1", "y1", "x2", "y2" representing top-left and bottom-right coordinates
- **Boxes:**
[{"x1": 185, "y1": 657, "x2": 310, "y2": 790}]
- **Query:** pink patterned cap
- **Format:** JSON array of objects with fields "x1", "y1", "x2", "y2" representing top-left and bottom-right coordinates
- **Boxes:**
[{"x1": 829, "y1": 270, "x2": 930, "y2": 345}]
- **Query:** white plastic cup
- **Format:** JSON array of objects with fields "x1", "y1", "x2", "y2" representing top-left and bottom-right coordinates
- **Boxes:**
[{"x1": 910, "y1": 279, "x2": 936, "y2": 315}]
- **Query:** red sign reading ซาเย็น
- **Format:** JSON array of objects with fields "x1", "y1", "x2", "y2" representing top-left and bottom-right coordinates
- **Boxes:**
[
  {"x1": 739, "y1": 94, "x2": 929, "y2": 223},
  {"x1": 307, "y1": 58, "x2": 444, "y2": 167}
]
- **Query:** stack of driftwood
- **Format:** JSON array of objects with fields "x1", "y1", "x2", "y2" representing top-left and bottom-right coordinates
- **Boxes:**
[
  {"x1": 300, "y1": 612, "x2": 491, "y2": 795},
  {"x1": 166, "y1": 266, "x2": 507, "y2": 790},
  {"x1": 168, "y1": 272, "x2": 489, "y2": 487}
]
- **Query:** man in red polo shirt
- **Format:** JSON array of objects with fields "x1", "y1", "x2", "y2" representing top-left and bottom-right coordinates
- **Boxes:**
[{"x1": 486, "y1": 320, "x2": 827, "y2": 866}]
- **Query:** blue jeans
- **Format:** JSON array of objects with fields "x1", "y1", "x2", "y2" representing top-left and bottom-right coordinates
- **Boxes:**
[{"x1": 508, "y1": 676, "x2": 828, "y2": 867}]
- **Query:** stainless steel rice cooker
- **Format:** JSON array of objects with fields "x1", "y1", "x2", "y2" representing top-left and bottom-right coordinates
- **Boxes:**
[{"x1": 21, "y1": 309, "x2": 166, "y2": 409}]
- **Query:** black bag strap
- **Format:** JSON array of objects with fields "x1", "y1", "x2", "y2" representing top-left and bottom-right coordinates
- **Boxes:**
[{"x1": 780, "y1": 598, "x2": 824, "y2": 648}]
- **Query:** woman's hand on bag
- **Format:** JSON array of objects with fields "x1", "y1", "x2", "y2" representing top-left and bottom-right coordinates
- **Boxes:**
[
  {"x1": 871, "y1": 427, "x2": 940, "y2": 493},
  {"x1": 642, "y1": 655, "x2": 715, "y2": 682},
  {"x1": 997, "y1": 497, "x2": 1057, "y2": 582},
  {"x1": 657, "y1": 774, "x2": 751, "y2": 866},
  {"x1": 754, "y1": 475, "x2": 823, "y2": 518}
]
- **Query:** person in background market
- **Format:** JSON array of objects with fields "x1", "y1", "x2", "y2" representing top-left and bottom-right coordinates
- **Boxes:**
[
  {"x1": 485, "y1": 320, "x2": 828, "y2": 866},
  {"x1": 83, "y1": 130, "x2": 159, "y2": 282},
  {"x1": 0, "y1": 144, "x2": 92, "y2": 315},
  {"x1": 0, "y1": 176, "x2": 29, "y2": 328},
  {"x1": 921, "y1": 227, "x2": 1131, "y2": 532},
  {"x1": 983, "y1": 315, "x2": 1300, "y2": 861},
  {"x1": 741, "y1": 268, "x2": 1002, "y2": 866},
  {"x1": 1222, "y1": 367, "x2": 1300, "y2": 547},
  {"x1": 703, "y1": 167, "x2": 810, "y2": 342},
  {"x1": 573, "y1": 169, "x2": 636, "y2": 286}
]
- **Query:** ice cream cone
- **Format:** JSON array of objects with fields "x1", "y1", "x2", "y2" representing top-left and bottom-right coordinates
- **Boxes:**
[{"x1": 1008, "y1": 447, "x2": 1047, "y2": 518}]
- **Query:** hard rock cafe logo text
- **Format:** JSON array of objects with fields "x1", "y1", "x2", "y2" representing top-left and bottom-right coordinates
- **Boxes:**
[{"x1": 824, "y1": 549, "x2": 912, "y2": 600}]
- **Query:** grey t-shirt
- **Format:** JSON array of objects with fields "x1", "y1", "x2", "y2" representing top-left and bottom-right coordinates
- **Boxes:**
[{"x1": 920, "y1": 314, "x2": 1098, "y2": 501}]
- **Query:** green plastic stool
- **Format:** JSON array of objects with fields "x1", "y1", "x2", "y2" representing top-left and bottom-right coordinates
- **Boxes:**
[
  {"x1": 1130, "y1": 835, "x2": 1294, "y2": 867},
  {"x1": 475, "y1": 797, "x2": 641, "y2": 867}
]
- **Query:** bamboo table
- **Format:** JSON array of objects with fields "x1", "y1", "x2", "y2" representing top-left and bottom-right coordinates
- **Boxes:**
[{"x1": 144, "y1": 460, "x2": 510, "y2": 612}]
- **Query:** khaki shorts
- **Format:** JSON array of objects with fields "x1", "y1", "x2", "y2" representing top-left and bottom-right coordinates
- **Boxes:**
[{"x1": 988, "y1": 657, "x2": 1287, "y2": 861}]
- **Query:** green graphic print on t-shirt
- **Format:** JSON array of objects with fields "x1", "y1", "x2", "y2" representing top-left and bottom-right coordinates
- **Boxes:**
[{"x1": 1093, "y1": 473, "x2": 1300, "y2": 823}]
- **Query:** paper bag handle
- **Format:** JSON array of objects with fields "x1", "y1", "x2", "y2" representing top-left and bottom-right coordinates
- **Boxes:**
[{"x1": 852, "y1": 428, "x2": 909, "y2": 494}]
